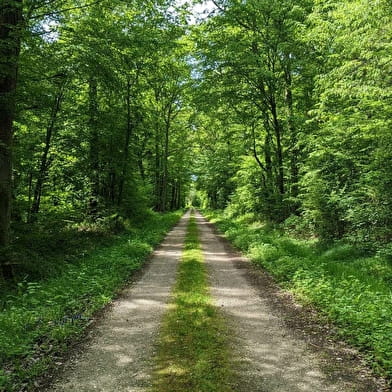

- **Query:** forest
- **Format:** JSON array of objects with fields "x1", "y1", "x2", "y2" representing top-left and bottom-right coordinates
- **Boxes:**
[{"x1": 1, "y1": 0, "x2": 392, "y2": 390}]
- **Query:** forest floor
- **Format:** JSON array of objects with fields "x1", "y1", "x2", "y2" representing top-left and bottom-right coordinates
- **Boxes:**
[{"x1": 44, "y1": 211, "x2": 388, "y2": 392}]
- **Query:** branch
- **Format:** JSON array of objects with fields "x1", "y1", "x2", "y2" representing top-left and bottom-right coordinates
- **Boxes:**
[
  {"x1": 30, "y1": 0, "x2": 106, "y2": 20},
  {"x1": 212, "y1": 0, "x2": 255, "y2": 30},
  {"x1": 211, "y1": 0, "x2": 227, "y2": 14},
  {"x1": 251, "y1": 123, "x2": 267, "y2": 173}
]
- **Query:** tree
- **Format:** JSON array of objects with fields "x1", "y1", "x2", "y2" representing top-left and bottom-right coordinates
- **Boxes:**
[
  {"x1": 0, "y1": 0, "x2": 22, "y2": 277},
  {"x1": 302, "y1": 0, "x2": 392, "y2": 243},
  {"x1": 2, "y1": 0, "x2": 194, "y2": 279},
  {"x1": 192, "y1": 0, "x2": 314, "y2": 221}
]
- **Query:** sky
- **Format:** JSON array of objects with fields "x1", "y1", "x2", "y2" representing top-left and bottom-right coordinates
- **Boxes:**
[{"x1": 175, "y1": 0, "x2": 217, "y2": 24}]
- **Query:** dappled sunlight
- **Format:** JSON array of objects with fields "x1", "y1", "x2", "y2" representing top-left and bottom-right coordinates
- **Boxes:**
[
  {"x1": 154, "y1": 249, "x2": 182, "y2": 257},
  {"x1": 48, "y1": 214, "x2": 190, "y2": 392},
  {"x1": 151, "y1": 213, "x2": 233, "y2": 392},
  {"x1": 195, "y1": 211, "x2": 347, "y2": 392},
  {"x1": 158, "y1": 364, "x2": 187, "y2": 376}
]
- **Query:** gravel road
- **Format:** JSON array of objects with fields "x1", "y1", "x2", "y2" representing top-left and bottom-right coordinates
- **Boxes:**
[
  {"x1": 47, "y1": 211, "x2": 190, "y2": 392},
  {"x1": 45, "y1": 210, "x2": 386, "y2": 392},
  {"x1": 196, "y1": 211, "x2": 383, "y2": 392}
]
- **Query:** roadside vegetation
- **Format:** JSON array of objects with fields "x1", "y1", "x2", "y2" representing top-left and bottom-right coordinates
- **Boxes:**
[
  {"x1": 204, "y1": 210, "x2": 392, "y2": 382},
  {"x1": 0, "y1": 211, "x2": 182, "y2": 392},
  {"x1": 1, "y1": 0, "x2": 392, "y2": 389},
  {"x1": 152, "y1": 214, "x2": 233, "y2": 392}
]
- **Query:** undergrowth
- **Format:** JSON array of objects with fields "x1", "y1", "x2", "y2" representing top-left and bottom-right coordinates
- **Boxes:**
[
  {"x1": 204, "y1": 210, "x2": 392, "y2": 382},
  {"x1": 152, "y1": 214, "x2": 233, "y2": 392},
  {"x1": 4, "y1": 210, "x2": 149, "y2": 286},
  {"x1": 0, "y1": 210, "x2": 182, "y2": 392}
]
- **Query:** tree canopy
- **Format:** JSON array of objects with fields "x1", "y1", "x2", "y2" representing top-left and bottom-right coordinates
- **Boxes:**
[{"x1": 1, "y1": 0, "x2": 392, "y2": 277}]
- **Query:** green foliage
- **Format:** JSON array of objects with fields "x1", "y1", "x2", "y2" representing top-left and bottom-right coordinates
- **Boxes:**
[
  {"x1": 0, "y1": 211, "x2": 182, "y2": 391},
  {"x1": 153, "y1": 215, "x2": 233, "y2": 392},
  {"x1": 301, "y1": 0, "x2": 392, "y2": 245},
  {"x1": 192, "y1": 0, "x2": 314, "y2": 222},
  {"x1": 301, "y1": 168, "x2": 348, "y2": 240},
  {"x1": 205, "y1": 210, "x2": 392, "y2": 379},
  {"x1": 192, "y1": 0, "x2": 392, "y2": 251},
  {"x1": 10, "y1": 0, "x2": 192, "y2": 238},
  {"x1": 3, "y1": 0, "x2": 392, "y2": 385}
]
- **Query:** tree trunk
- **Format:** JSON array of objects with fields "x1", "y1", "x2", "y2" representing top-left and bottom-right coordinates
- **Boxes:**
[
  {"x1": 170, "y1": 181, "x2": 176, "y2": 211},
  {"x1": 89, "y1": 77, "x2": 99, "y2": 199},
  {"x1": 250, "y1": 123, "x2": 267, "y2": 187},
  {"x1": 270, "y1": 96, "x2": 285, "y2": 195},
  {"x1": 29, "y1": 79, "x2": 65, "y2": 220},
  {"x1": 27, "y1": 170, "x2": 33, "y2": 215},
  {"x1": 160, "y1": 111, "x2": 171, "y2": 212},
  {"x1": 176, "y1": 182, "x2": 181, "y2": 209},
  {"x1": 154, "y1": 126, "x2": 161, "y2": 211},
  {"x1": 0, "y1": 0, "x2": 22, "y2": 278},
  {"x1": 284, "y1": 67, "x2": 299, "y2": 202},
  {"x1": 118, "y1": 76, "x2": 132, "y2": 206},
  {"x1": 264, "y1": 131, "x2": 273, "y2": 193}
]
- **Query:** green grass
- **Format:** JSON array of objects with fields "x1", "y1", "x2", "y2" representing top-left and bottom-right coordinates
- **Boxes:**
[
  {"x1": 0, "y1": 211, "x2": 182, "y2": 392},
  {"x1": 152, "y1": 214, "x2": 233, "y2": 392},
  {"x1": 204, "y1": 210, "x2": 392, "y2": 382}
]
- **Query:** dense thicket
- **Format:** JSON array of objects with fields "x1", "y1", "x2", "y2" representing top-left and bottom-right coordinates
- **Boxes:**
[
  {"x1": 0, "y1": 0, "x2": 193, "y2": 278},
  {"x1": 192, "y1": 0, "x2": 392, "y2": 251}
]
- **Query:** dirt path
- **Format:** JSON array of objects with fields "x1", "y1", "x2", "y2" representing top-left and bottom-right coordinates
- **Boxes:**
[
  {"x1": 195, "y1": 211, "x2": 383, "y2": 392},
  {"x1": 47, "y1": 212, "x2": 190, "y2": 392},
  {"x1": 46, "y1": 210, "x2": 385, "y2": 392}
]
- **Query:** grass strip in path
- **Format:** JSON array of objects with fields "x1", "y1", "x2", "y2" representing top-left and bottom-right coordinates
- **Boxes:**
[{"x1": 152, "y1": 214, "x2": 233, "y2": 392}]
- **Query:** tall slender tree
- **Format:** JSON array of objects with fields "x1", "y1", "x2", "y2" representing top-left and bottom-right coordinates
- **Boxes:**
[{"x1": 0, "y1": 0, "x2": 22, "y2": 276}]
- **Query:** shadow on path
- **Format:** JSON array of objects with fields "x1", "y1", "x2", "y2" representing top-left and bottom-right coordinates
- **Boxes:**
[
  {"x1": 47, "y1": 212, "x2": 190, "y2": 392},
  {"x1": 196, "y1": 211, "x2": 373, "y2": 392}
]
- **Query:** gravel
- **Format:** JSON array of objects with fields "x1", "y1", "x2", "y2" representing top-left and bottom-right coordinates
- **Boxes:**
[
  {"x1": 196, "y1": 211, "x2": 383, "y2": 392},
  {"x1": 46, "y1": 212, "x2": 190, "y2": 392},
  {"x1": 45, "y1": 210, "x2": 388, "y2": 392}
]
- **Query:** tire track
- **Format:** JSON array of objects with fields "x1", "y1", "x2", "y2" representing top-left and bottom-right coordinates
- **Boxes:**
[
  {"x1": 196, "y1": 211, "x2": 375, "y2": 392},
  {"x1": 47, "y1": 211, "x2": 190, "y2": 392}
]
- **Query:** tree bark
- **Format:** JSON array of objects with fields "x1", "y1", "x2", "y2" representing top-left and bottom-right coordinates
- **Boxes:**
[
  {"x1": 284, "y1": 66, "x2": 299, "y2": 202},
  {"x1": 0, "y1": 0, "x2": 22, "y2": 277},
  {"x1": 264, "y1": 131, "x2": 273, "y2": 192},
  {"x1": 176, "y1": 182, "x2": 181, "y2": 209},
  {"x1": 154, "y1": 126, "x2": 161, "y2": 211},
  {"x1": 161, "y1": 116, "x2": 170, "y2": 212},
  {"x1": 250, "y1": 123, "x2": 267, "y2": 187},
  {"x1": 170, "y1": 180, "x2": 176, "y2": 211}
]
